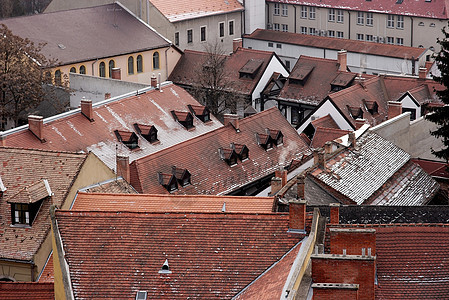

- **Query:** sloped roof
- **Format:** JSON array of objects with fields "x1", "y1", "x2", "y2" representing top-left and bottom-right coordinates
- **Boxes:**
[
  {"x1": 6, "y1": 180, "x2": 52, "y2": 204},
  {"x1": 278, "y1": 56, "x2": 360, "y2": 106},
  {"x1": 406, "y1": 84, "x2": 434, "y2": 105},
  {"x1": 245, "y1": 29, "x2": 428, "y2": 60},
  {"x1": 0, "y1": 282, "x2": 54, "y2": 300},
  {"x1": 0, "y1": 83, "x2": 222, "y2": 170},
  {"x1": 309, "y1": 131, "x2": 439, "y2": 205},
  {"x1": 79, "y1": 178, "x2": 137, "y2": 194},
  {"x1": 310, "y1": 127, "x2": 350, "y2": 149},
  {"x1": 383, "y1": 76, "x2": 441, "y2": 103},
  {"x1": 0, "y1": 3, "x2": 170, "y2": 66},
  {"x1": 168, "y1": 48, "x2": 278, "y2": 97},
  {"x1": 72, "y1": 192, "x2": 276, "y2": 213},
  {"x1": 311, "y1": 114, "x2": 340, "y2": 130},
  {"x1": 412, "y1": 158, "x2": 449, "y2": 178},
  {"x1": 150, "y1": 0, "x2": 243, "y2": 22},
  {"x1": 55, "y1": 210, "x2": 303, "y2": 299},
  {"x1": 129, "y1": 108, "x2": 312, "y2": 194},
  {"x1": 267, "y1": 0, "x2": 449, "y2": 19},
  {"x1": 0, "y1": 147, "x2": 86, "y2": 261},
  {"x1": 38, "y1": 254, "x2": 54, "y2": 283}
]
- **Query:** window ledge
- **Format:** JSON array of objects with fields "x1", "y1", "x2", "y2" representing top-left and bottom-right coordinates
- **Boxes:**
[{"x1": 10, "y1": 224, "x2": 31, "y2": 228}]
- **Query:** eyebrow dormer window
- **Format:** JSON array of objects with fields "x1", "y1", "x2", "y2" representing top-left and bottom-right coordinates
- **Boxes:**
[
  {"x1": 267, "y1": 129, "x2": 283, "y2": 146},
  {"x1": 188, "y1": 104, "x2": 211, "y2": 123},
  {"x1": 172, "y1": 166, "x2": 191, "y2": 187},
  {"x1": 171, "y1": 110, "x2": 195, "y2": 130},
  {"x1": 158, "y1": 172, "x2": 178, "y2": 192},
  {"x1": 231, "y1": 143, "x2": 249, "y2": 161},
  {"x1": 218, "y1": 148, "x2": 238, "y2": 166},
  {"x1": 256, "y1": 133, "x2": 274, "y2": 150},
  {"x1": 114, "y1": 130, "x2": 139, "y2": 149},
  {"x1": 134, "y1": 123, "x2": 158, "y2": 144}
]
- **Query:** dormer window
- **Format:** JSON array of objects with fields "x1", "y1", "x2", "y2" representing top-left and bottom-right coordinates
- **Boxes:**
[
  {"x1": 364, "y1": 100, "x2": 379, "y2": 115},
  {"x1": 231, "y1": 143, "x2": 249, "y2": 161},
  {"x1": 218, "y1": 147, "x2": 238, "y2": 166},
  {"x1": 114, "y1": 130, "x2": 139, "y2": 149},
  {"x1": 239, "y1": 59, "x2": 263, "y2": 79},
  {"x1": 289, "y1": 65, "x2": 314, "y2": 86},
  {"x1": 134, "y1": 123, "x2": 158, "y2": 144},
  {"x1": 171, "y1": 110, "x2": 194, "y2": 130},
  {"x1": 347, "y1": 106, "x2": 363, "y2": 119},
  {"x1": 188, "y1": 104, "x2": 211, "y2": 123},
  {"x1": 158, "y1": 172, "x2": 178, "y2": 192},
  {"x1": 172, "y1": 166, "x2": 191, "y2": 187},
  {"x1": 267, "y1": 129, "x2": 283, "y2": 146},
  {"x1": 256, "y1": 133, "x2": 274, "y2": 150}
]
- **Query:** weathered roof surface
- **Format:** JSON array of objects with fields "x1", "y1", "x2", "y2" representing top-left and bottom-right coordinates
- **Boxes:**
[
  {"x1": 407, "y1": 84, "x2": 434, "y2": 105},
  {"x1": 412, "y1": 158, "x2": 449, "y2": 178},
  {"x1": 383, "y1": 76, "x2": 441, "y2": 104},
  {"x1": 311, "y1": 114, "x2": 339, "y2": 130},
  {"x1": 72, "y1": 192, "x2": 276, "y2": 213},
  {"x1": 234, "y1": 242, "x2": 302, "y2": 300},
  {"x1": 309, "y1": 131, "x2": 439, "y2": 205},
  {"x1": 0, "y1": 282, "x2": 54, "y2": 300},
  {"x1": 0, "y1": 147, "x2": 86, "y2": 261},
  {"x1": 79, "y1": 178, "x2": 137, "y2": 194},
  {"x1": 38, "y1": 254, "x2": 54, "y2": 283},
  {"x1": 0, "y1": 3, "x2": 170, "y2": 66},
  {"x1": 55, "y1": 210, "x2": 303, "y2": 299},
  {"x1": 310, "y1": 127, "x2": 350, "y2": 149},
  {"x1": 129, "y1": 107, "x2": 312, "y2": 195},
  {"x1": 169, "y1": 48, "x2": 278, "y2": 97},
  {"x1": 150, "y1": 0, "x2": 243, "y2": 22},
  {"x1": 6, "y1": 180, "x2": 51, "y2": 204},
  {"x1": 267, "y1": 0, "x2": 449, "y2": 19},
  {"x1": 278, "y1": 56, "x2": 360, "y2": 106},
  {"x1": 245, "y1": 29, "x2": 428, "y2": 60},
  {"x1": 1, "y1": 83, "x2": 222, "y2": 170}
]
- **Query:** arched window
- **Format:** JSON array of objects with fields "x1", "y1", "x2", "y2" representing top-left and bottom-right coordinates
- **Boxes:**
[
  {"x1": 128, "y1": 56, "x2": 134, "y2": 74},
  {"x1": 99, "y1": 62, "x2": 106, "y2": 77},
  {"x1": 108, "y1": 60, "x2": 115, "y2": 78},
  {"x1": 70, "y1": 67, "x2": 76, "y2": 73},
  {"x1": 152, "y1": 52, "x2": 159, "y2": 70},
  {"x1": 54, "y1": 69, "x2": 62, "y2": 85},
  {"x1": 79, "y1": 65, "x2": 86, "y2": 74},
  {"x1": 137, "y1": 55, "x2": 143, "y2": 73}
]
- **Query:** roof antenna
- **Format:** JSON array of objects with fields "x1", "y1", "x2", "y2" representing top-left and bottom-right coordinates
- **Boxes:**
[{"x1": 221, "y1": 202, "x2": 226, "y2": 212}]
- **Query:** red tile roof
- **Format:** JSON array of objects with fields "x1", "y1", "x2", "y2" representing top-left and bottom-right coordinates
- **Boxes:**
[
  {"x1": 0, "y1": 147, "x2": 86, "y2": 262},
  {"x1": 310, "y1": 127, "x2": 350, "y2": 149},
  {"x1": 55, "y1": 210, "x2": 304, "y2": 299},
  {"x1": 150, "y1": 0, "x2": 243, "y2": 22},
  {"x1": 0, "y1": 83, "x2": 222, "y2": 170},
  {"x1": 267, "y1": 0, "x2": 449, "y2": 19},
  {"x1": 71, "y1": 192, "x2": 276, "y2": 213},
  {"x1": 311, "y1": 114, "x2": 340, "y2": 130},
  {"x1": 245, "y1": 29, "x2": 428, "y2": 59},
  {"x1": 168, "y1": 48, "x2": 280, "y2": 97},
  {"x1": 129, "y1": 108, "x2": 312, "y2": 194},
  {"x1": 38, "y1": 254, "x2": 54, "y2": 283},
  {"x1": 0, "y1": 282, "x2": 54, "y2": 300},
  {"x1": 412, "y1": 158, "x2": 449, "y2": 178}
]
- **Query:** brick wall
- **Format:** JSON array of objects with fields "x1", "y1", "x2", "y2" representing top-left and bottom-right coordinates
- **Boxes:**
[
  {"x1": 330, "y1": 228, "x2": 376, "y2": 255},
  {"x1": 312, "y1": 283, "x2": 358, "y2": 300}
]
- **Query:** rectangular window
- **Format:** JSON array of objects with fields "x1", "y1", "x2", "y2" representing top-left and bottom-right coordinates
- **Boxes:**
[
  {"x1": 274, "y1": 23, "x2": 280, "y2": 31},
  {"x1": 282, "y1": 4, "x2": 288, "y2": 16},
  {"x1": 268, "y1": 42, "x2": 273, "y2": 47},
  {"x1": 337, "y1": 31, "x2": 344, "y2": 38},
  {"x1": 219, "y1": 22, "x2": 225, "y2": 37},
  {"x1": 337, "y1": 10, "x2": 344, "y2": 23},
  {"x1": 309, "y1": 7, "x2": 316, "y2": 19},
  {"x1": 397, "y1": 15, "x2": 404, "y2": 29},
  {"x1": 366, "y1": 34, "x2": 373, "y2": 42},
  {"x1": 13, "y1": 204, "x2": 30, "y2": 225},
  {"x1": 301, "y1": 26, "x2": 307, "y2": 34},
  {"x1": 229, "y1": 20, "x2": 234, "y2": 35},
  {"x1": 357, "y1": 33, "x2": 364, "y2": 41},
  {"x1": 366, "y1": 13, "x2": 373, "y2": 26},
  {"x1": 357, "y1": 12, "x2": 364, "y2": 25},
  {"x1": 282, "y1": 24, "x2": 288, "y2": 32},
  {"x1": 328, "y1": 30, "x2": 335, "y2": 37},
  {"x1": 187, "y1": 29, "x2": 193, "y2": 43},
  {"x1": 396, "y1": 37, "x2": 404, "y2": 45},
  {"x1": 200, "y1": 26, "x2": 206, "y2": 42},
  {"x1": 274, "y1": 3, "x2": 280, "y2": 15},
  {"x1": 309, "y1": 27, "x2": 316, "y2": 35},
  {"x1": 387, "y1": 15, "x2": 394, "y2": 28},
  {"x1": 301, "y1": 6, "x2": 307, "y2": 18},
  {"x1": 285, "y1": 60, "x2": 291, "y2": 70},
  {"x1": 387, "y1": 36, "x2": 394, "y2": 44},
  {"x1": 174, "y1": 32, "x2": 179, "y2": 46},
  {"x1": 328, "y1": 9, "x2": 335, "y2": 22},
  {"x1": 276, "y1": 43, "x2": 282, "y2": 48}
]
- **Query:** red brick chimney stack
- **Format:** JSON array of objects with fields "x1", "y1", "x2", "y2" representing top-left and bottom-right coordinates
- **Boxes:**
[
  {"x1": 80, "y1": 99, "x2": 93, "y2": 121},
  {"x1": 338, "y1": 50, "x2": 348, "y2": 72},
  {"x1": 355, "y1": 118, "x2": 366, "y2": 130},
  {"x1": 28, "y1": 115, "x2": 44, "y2": 141},
  {"x1": 297, "y1": 174, "x2": 305, "y2": 200},
  {"x1": 418, "y1": 67, "x2": 427, "y2": 80},
  {"x1": 233, "y1": 38, "x2": 243, "y2": 53},
  {"x1": 151, "y1": 74, "x2": 157, "y2": 88},
  {"x1": 330, "y1": 203, "x2": 340, "y2": 224},
  {"x1": 223, "y1": 114, "x2": 240, "y2": 131},
  {"x1": 274, "y1": 165, "x2": 287, "y2": 187},
  {"x1": 270, "y1": 177, "x2": 282, "y2": 195},
  {"x1": 111, "y1": 68, "x2": 121, "y2": 80},
  {"x1": 387, "y1": 101, "x2": 402, "y2": 119},
  {"x1": 116, "y1": 155, "x2": 130, "y2": 183},
  {"x1": 289, "y1": 199, "x2": 307, "y2": 231},
  {"x1": 348, "y1": 132, "x2": 356, "y2": 148}
]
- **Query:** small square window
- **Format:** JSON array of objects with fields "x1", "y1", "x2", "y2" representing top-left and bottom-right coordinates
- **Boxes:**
[
  {"x1": 282, "y1": 24, "x2": 288, "y2": 32},
  {"x1": 337, "y1": 31, "x2": 344, "y2": 38},
  {"x1": 274, "y1": 23, "x2": 280, "y2": 31},
  {"x1": 301, "y1": 26, "x2": 307, "y2": 34},
  {"x1": 276, "y1": 43, "x2": 282, "y2": 49},
  {"x1": 268, "y1": 42, "x2": 273, "y2": 47},
  {"x1": 328, "y1": 30, "x2": 335, "y2": 38},
  {"x1": 357, "y1": 33, "x2": 364, "y2": 41}
]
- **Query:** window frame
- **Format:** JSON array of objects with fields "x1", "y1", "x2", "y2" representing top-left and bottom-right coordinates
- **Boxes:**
[
  {"x1": 366, "y1": 12, "x2": 373, "y2": 26},
  {"x1": 387, "y1": 15, "x2": 395, "y2": 28},
  {"x1": 137, "y1": 55, "x2": 143, "y2": 73},
  {"x1": 357, "y1": 12, "x2": 364, "y2": 25},
  {"x1": 219, "y1": 22, "x2": 225, "y2": 37},
  {"x1": 301, "y1": 26, "x2": 307, "y2": 34},
  {"x1": 309, "y1": 28, "x2": 316, "y2": 35},
  {"x1": 187, "y1": 29, "x2": 193, "y2": 43},
  {"x1": 128, "y1": 56, "x2": 134, "y2": 75},
  {"x1": 79, "y1": 65, "x2": 86, "y2": 74},
  {"x1": 152, "y1": 52, "x2": 159, "y2": 70},
  {"x1": 397, "y1": 15, "x2": 404, "y2": 29},
  {"x1": 108, "y1": 59, "x2": 115, "y2": 78},
  {"x1": 274, "y1": 3, "x2": 280, "y2": 15},
  {"x1": 309, "y1": 7, "x2": 316, "y2": 20},
  {"x1": 229, "y1": 20, "x2": 234, "y2": 35},
  {"x1": 274, "y1": 23, "x2": 280, "y2": 31},
  {"x1": 328, "y1": 30, "x2": 335, "y2": 38},
  {"x1": 54, "y1": 69, "x2": 62, "y2": 85},
  {"x1": 366, "y1": 34, "x2": 374, "y2": 42},
  {"x1": 337, "y1": 31, "x2": 344, "y2": 38},
  {"x1": 70, "y1": 67, "x2": 76, "y2": 73},
  {"x1": 387, "y1": 36, "x2": 394, "y2": 44},
  {"x1": 282, "y1": 24, "x2": 288, "y2": 32},
  {"x1": 12, "y1": 203, "x2": 30, "y2": 225},
  {"x1": 174, "y1": 32, "x2": 179, "y2": 46},
  {"x1": 337, "y1": 10, "x2": 344, "y2": 23},
  {"x1": 396, "y1": 37, "x2": 404, "y2": 45},
  {"x1": 200, "y1": 26, "x2": 207, "y2": 42},
  {"x1": 99, "y1": 62, "x2": 106, "y2": 77},
  {"x1": 300, "y1": 6, "x2": 307, "y2": 18},
  {"x1": 357, "y1": 33, "x2": 364, "y2": 41},
  {"x1": 328, "y1": 9, "x2": 335, "y2": 22},
  {"x1": 282, "y1": 4, "x2": 288, "y2": 16}
]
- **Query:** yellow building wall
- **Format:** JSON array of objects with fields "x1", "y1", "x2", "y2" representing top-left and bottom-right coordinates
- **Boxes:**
[
  {"x1": 52, "y1": 221, "x2": 66, "y2": 300},
  {"x1": 0, "y1": 260, "x2": 33, "y2": 282}
]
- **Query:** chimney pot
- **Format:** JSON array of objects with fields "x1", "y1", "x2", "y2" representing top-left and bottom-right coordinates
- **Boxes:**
[
  {"x1": 151, "y1": 74, "x2": 157, "y2": 88},
  {"x1": 80, "y1": 99, "x2": 93, "y2": 121},
  {"x1": 289, "y1": 199, "x2": 307, "y2": 231},
  {"x1": 418, "y1": 67, "x2": 427, "y2": 80},
  {"x1": 324, "y1": 141, "x2": 333, "y2": 155},
  {"x1": 387, "y1": 101, "x2": 402, "y2": 119},
  {"x1": 223, "y1": 114, "x2": 240, "y2": 131},
  {"x1": 329, "y1": 203, "x2": 340, "y2": 224},
  {"x1": 111, "y1": 67, "x2": 121, "y2": 80},
  {"x1": 28, "y1": 115, "x2": 44, "y2": 141},
  {"x1": 233, "y1": 38, "x2": 243, "y2": 53},
  {"x1": 313, "y1": 149, "x2": 325, "y2": 167},
  {"x1": 275, "y1": 165, "x2": 288, "y2": 187},
  {"x1": 338, "y1": 50, "x2": 347, "y2": 72},
  {"x1": 116, "y1": 155, "x2": 130, "y2": 183}
]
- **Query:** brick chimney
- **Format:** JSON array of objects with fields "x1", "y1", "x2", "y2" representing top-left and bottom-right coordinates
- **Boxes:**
[
  {"x1": 223, "y1": 114, "x2": 240, "y2": 131},
  {"x1": 274, "y1": 165, "x2": 287, "y2": 187},
  {"x1": 289, "y1": 199, "x2": 307, "y2": 231},
  {"x1": 355, "y1": 118, "x2": 366, "y2": 130},
  {"x1": 338, "y1": 50, "x2": 347, "y2": 72},
  {"x1": 418, "y1": 67, "x2": 427, "y2": 80},
  {"x1": 233, "y1": 38, "x2": 243, "y2": 53},
  {"x1": 296, "y1": 174, "x2": 305, "y2": 200},
  {"x1": 387, "y1": 101, "x2": 402, "y2": 119},
  {"x1": 111, "y1": 68, "x2": 121, "y2": 80},
  {"x1": 150, "y1": 74, "x2": 157, "y2": 88},
  {"x1": 312, "y1": 283, "x2": 359, "y2": 300},
  {"x1": 116, "y1": 155, "x2": 130, "y2": 183},
  {"x1": 329, "y1": 203, "x2": 340, "y2": 224},
  {"x1": 80, "y1": 99, "x2": 94, "y2": 121},
  {"x1": 313, "y1": 148, "x2": 325, "y2": 167},
  {"x1": 324, "y1": 141, "x2": 333, "y2": 155},
  {"x1": 105, "y1": 93, "x2": 111, "y2": 100},
  {"x1": 270, "y1": 177, "x2": 282, "y2": 195},
  {"x1": 329, "y1": 228, "x2": 376, "y2": 256},
  {"x1": 348, "y1": 131, "x2": 356, "y2": 148},
  {"x1": 28, "y1": 115, "x2": 44, "y2": 141}
]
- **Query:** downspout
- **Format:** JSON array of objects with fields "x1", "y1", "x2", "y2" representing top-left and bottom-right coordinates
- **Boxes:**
[
  {"x1": 165, "y1": 46, "x2": 169, "y2": 81},
  {"x1": 146, "y1": 0, "x2": 150, "y2": 24},
  {"x1": 348, "y1": 11, "x2": 351, "y2": 39},
  {"x1": 410, "y1": 17, "x2": 414, "y2": 47},
  {"x1": 91, "y1": 59, "x2": 98, "y2": 76},
  {"x1": 243, "y1": 0, "x2": 246, "y2": 34},
  {"x1": 294, "y1": 6, "x2": 297, "y2": 33}
]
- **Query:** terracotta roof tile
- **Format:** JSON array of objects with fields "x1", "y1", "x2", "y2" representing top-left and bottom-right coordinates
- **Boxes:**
[
  {"x1": 412, "y1": 158, "x2": 449, "y2": 178},
  {"x1": 129, "y1": 108, "x2": 312, "y2": 195},
  {"x1": 311, "y1": 114, "x2": 339, "y2": 129},
  {"x1": 6, "y1": 180, "x2": 51, "y2": 204},
  {"x1": 0, "y1": 282, "x2": 54, "y2": 300},
  {"x1": 79, "y1": 178, "x2": 137, "y2": 194},
  {"x1": 55, "y1": 210, "x2": 303, "y2": 299},
  {"x1": 38, "y1": 254, "x2": 54, "y2": 283},
  {"x1": 310, "y1": 127, "x2": 350, "y2": 149}
]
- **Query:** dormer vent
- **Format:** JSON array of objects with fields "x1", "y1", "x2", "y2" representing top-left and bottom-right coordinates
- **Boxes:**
[
  {"x1": 218, "y1": 147, "x2": 238, "y2": 166},
  {"x1": 347, "y1": 106, "x2": 363, "y2": 119},
  {"x1": 114, "y1": 130, "x2": 139, "y2": 149},
  {"x1": 134, "y1": 123, "x2": 158, "y2": 144},
  {"x1": 136, "y1": 291, "x2": 147, "y2": 300},
  {"x1": 187, "y1": 104, "x2": 211, "y2": 123},
  {"x1": 158, "y1": 259, "x2": 172, "y2": 274},
  {"x1": 158, "y1": 172, "x2": 178, "y2": 192},
  {"x1": 172, "y1": 166, "x2": 191, "y2": 187},
  {"x1": 239, "y1": 59, "x2": 263, "y2": 79},
  {"x1": 231, "y1": 143, "x2": 249, "y2": 161},
  {"x1": 267, "y1": 129, "x2": 283, "y2": 146},
  {"x1": 171, "y1": 110, "x2": 194, "y2": 130}
]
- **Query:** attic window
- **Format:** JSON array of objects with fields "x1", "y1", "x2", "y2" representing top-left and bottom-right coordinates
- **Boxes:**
[
  {"x1": 114, "y1": 130, "x2": 139, "y2": 149},
  {"x1": 136, "y1": 291, "x2": 147, "y2": 300},
  {"x1": 188, "y1": 104, "x2": 211, "y2": 123},
  {"x1": 267, "y1": 129, "x2": 284, "y2": 146},
  {"x1": 134, "y1": 123, "x2": 158, "y2": 144},
  {"x1": 171, "y1": 110, "x2": 195, "y2": 130},
  {"x1": 239, "y1": 59, "x2": 263, "y2": 79},
  {"x1": 364, "y1": 100, "x2": 379, "y2": 115},
  {"x1": 256, "y1": 133, "x2": 274, "y2": 150},
  {"x1": 158, "y1": 172, "x2": 178, "y2": 192},
  {"x1": 158, "y1": 259, "x2": 172, "y2": 274},
  {"x1": 218, "y1": 147, "x2": 238, "y2": 166},
  {"x1": 347, "y1": 106, "x2": 364, "y2": 119},
  {"x1": 172, "y1": 166, "x2": 191, "y2": 187},
  {"x1": 289, "y1": 65, "x2": 314, "y2": 85},
  {"x1": 231, "y1": 143, "x2": 249, "y2": 161}
]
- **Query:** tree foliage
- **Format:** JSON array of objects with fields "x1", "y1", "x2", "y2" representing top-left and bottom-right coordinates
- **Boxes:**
[
  {"x1": 0, "y1": 24, "x2": 53, "y2": 127},
  {"x1": 426, "y1": 26, "x2": 449, "y2": 162}
]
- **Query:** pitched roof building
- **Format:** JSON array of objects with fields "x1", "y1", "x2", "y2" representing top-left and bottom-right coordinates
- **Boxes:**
[{"x1": 0, "y1": 282, "x2": 54, "y2": 300}]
